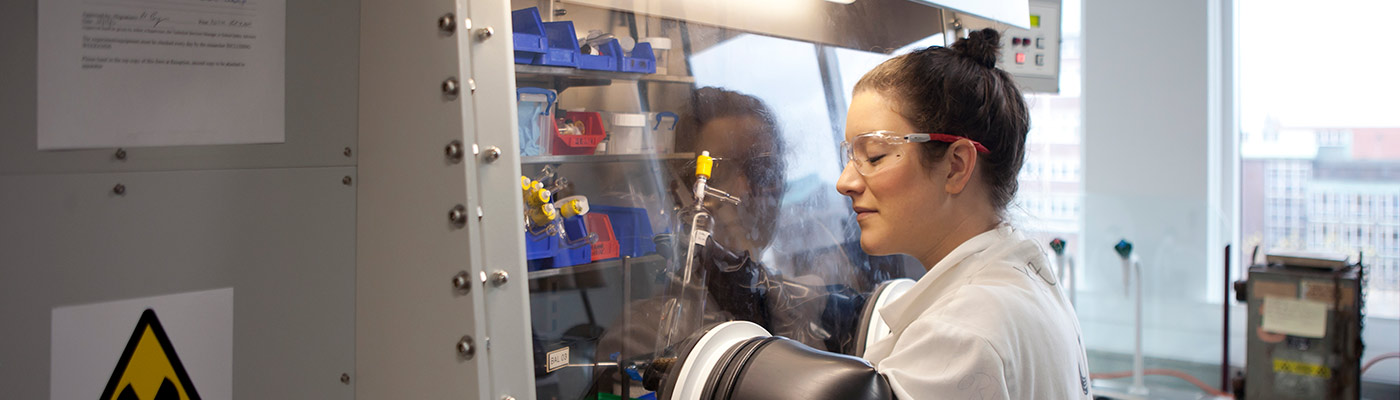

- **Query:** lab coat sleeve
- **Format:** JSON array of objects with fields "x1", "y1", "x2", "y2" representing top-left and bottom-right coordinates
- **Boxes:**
[{"x1": 874, "y1": 317, "x2": 1010, "y2": 400}]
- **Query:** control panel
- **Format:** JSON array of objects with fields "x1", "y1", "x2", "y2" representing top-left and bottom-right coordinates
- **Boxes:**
[{"x1": 995, "y1": 0, "x2": 1061, "y2": 93}]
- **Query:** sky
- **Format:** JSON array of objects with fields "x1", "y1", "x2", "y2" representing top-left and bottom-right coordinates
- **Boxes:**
[{"x1": 1239, "y1": 0, "x2": 1400, "y2": 130}]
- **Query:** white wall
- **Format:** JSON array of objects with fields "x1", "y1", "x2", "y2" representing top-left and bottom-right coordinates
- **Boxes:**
[{"x1": 1081, "y1": 0, "x2": 1229, "y2": 364}]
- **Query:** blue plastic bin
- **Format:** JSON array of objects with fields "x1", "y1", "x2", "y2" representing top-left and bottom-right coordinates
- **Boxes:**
[
  {"x1": 620, "y1": 42, "x2": 656, "y2": 74},
  {"x1": 577, "y1": 38, "x2": 622, "y2": 71},
  {"x1": 591, "y1": 205, "x2": 656, "y2": 257},
  {"x1": 533, "y1": 21, "x2": 580, "y2": 68},
  {"x1": 511, "y1": 8, "x2": 548, "y2": 64},
  {"x1": 526, "y1": 217, "x2": 592, "y2": 271}
]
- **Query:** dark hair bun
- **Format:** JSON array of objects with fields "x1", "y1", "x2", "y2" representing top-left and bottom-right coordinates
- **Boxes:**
[{"x1": 952, "y1": 28, "x2": 1002, "y2": 69}]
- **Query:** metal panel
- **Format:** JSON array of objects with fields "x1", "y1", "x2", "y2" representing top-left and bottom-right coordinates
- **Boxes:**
[
  {"x1": 354, "y1": 0, "x2": 506, "y2": 398},
  {"x1": 0, "y1": 0, "x2": 359, "y2": 175},
  {"x1": 0, "y1": 167, "x2": 356, "y2": 399},
  {"x1": 465, "y1": 0, "x2": 538, "y2": 397}
]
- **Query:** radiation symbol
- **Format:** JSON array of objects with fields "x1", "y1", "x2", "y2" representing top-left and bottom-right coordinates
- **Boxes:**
[{"x1": 98, "y1": 309, "x2": 202, "y2": 400}]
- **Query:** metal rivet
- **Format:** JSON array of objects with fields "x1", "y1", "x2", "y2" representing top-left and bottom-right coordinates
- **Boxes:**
[
  {"x1": 491, "y1": 270, "x2": 509, "y2": 287},
  {"x1": 477, "y1": 27, "x2": 494, "y2": 40},
  {"x1": 446, "y1": 140, "x2": 464, "y2": 163},
  {"x1": 452, "y1": 271, "x2": 471, "y2": 293},
  {"x1": 457, "y1": 336, "x2": 476, "y2": 359},
  {"x1": 114, "y1": 148, "x2": 127, "y2": 161},
  {"x1": 112, "y1": 184, "x2": 126, "y2": 195},
  {"x1": 342, "y1": 176, "x2": 353, "y2": 186},
  {"x1": 438, "y1": 13, "x2": 455, "y2": 34},
  {"x1": 343, "y1": 147, "x2": 353, "y2": 157},
  {"x1": 449, "y1": 205, "x2": 467, "y2": 226},
  {"x1": 467, "y1": 78, "x2": 477, "y2": 94},
  {"x1": 483, "y1": 146, "x2": 502, "y2": 163},
  {"x1": 340, "y1": 373, "x2": 350, "y2": 384},
  {"x1": 443, "y1": 78, "x2": 460, "y2": 96}
]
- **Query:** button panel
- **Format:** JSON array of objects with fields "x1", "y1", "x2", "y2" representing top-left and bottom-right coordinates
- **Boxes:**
[{"x1": 995, "y1": 2, "x2": 1060, "y2": 81}]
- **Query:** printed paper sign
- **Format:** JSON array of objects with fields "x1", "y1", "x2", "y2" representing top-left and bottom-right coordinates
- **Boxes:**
[
  {"x1": 1262, "y1": 296, "x2": 1328, "y2": 338},
  {"x1": 37, "y1": 0, "x2": 285, "y2": 149}
]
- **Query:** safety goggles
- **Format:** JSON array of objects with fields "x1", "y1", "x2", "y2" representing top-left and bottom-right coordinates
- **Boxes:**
[{"x1": 840, "y1": 131, "x2": 990, "y2": 176}]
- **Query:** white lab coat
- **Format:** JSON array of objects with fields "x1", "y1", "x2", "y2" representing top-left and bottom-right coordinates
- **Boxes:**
[{"x1": 863, "y1": 225, "x2": 1092, "y2": 399}]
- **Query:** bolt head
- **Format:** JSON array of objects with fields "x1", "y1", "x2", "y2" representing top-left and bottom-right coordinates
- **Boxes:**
[
  {"x1": 112, "y1": 184, "x2": 126, "y2": 195},
  {"x1": 452, "y1": 271, "x2": 471, "y2": 292},
  {"x1": 340, "y1": 373, "x2": 350, "y2": 384},
  {"x1": 438, "y1": 13, "x2": 455, "y2": 33},
  {"x1": 477, "y1": 27, "x2": 494, "y2": 40},
  {"x1": 446, "y1": 140, "x2": 464, "y2": 163},
  {"x1": 343, "y1": 147, "x2": 353, "y2": 157},
  {"x1": 457, "y1": 336, "x2": 475, "y2": 359},
  {"x1": 442, "y1": 78, "x2": 460, "y2": 96},
  {"x1": 483, "y1": 146, "x2": 502, "y2": 162},
  {"x1": 342, "y1": 176, "x2": 353, "y2": 186},
  {"x1": 491, "y1": 270, "x2": 509, "y2": 286},
  {"x1": 114, "y1": 148, "x2": 127, "y2": 160}
]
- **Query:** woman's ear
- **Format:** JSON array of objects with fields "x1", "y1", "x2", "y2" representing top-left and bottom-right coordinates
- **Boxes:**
[{"x1": 944, "y1": 140, "x2": 979, "y2": 194}]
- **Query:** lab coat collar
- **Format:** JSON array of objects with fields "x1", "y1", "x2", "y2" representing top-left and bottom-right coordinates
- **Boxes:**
[{"x1": 876, "y1": 224, "x2": 1017, "y2": 333}]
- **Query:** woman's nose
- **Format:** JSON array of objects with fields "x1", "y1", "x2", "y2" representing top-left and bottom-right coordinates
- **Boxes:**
[{"x1": 835, "y1": 162, "x2": 864, "y2": 196}]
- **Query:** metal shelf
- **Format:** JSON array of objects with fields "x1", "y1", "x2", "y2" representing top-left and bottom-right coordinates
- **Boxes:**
[
  {"x1": 515, "y1": 64, "x2": 695, "y2": 90},
  {"x1": 528, "y1": 253, "x2": 665, "y2": 280},
  {"x1": 521, "y1": 152, "x2": 694, "y2": 165}
]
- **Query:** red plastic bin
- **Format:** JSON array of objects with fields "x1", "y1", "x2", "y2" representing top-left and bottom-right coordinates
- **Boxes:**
[
  {"x1": 554, "y1": 111, "x2": 606, "y2": 155},
  {"x1": 585, "y1": 213, "x2": 620, "y2": 261}
]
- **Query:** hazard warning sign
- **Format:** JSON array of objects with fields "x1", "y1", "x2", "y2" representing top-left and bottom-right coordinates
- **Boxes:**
[
  {"x1": 99, "y1": 309, "x2": 202, "y2": 400},
  {"x1": 51, "y1": 288, "x2": 232, "y2": 400}
]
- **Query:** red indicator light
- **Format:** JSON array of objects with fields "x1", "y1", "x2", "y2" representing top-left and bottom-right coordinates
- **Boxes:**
[{"x1": 1015, "y1": 53, "x2": 1026, "y2": 64}]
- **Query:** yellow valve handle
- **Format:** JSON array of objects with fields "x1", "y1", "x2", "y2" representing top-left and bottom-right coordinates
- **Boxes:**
[
  {"x1": 522, "y1": 180, "x2": 545, "y2": 204},
  {"x1": 560, "y1": 200, "x2": 585, "y2": 219},
  {"x1": 527, "y1": 188, "x2": 552, "y2": 207},
  {"x1": 528, "y1": 203, "x2": 558, "y2": 226},
  {"x1": 696, "y1": 151, "x2": 714, "y2": 179}
]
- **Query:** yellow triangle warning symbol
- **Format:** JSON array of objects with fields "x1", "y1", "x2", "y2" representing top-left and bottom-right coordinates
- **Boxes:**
[{"x1": 99, "y1": 309, "x2": 202, "y2": 400}]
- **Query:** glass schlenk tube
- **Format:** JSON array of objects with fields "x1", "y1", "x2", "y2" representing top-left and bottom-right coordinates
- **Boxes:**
[{"x1": 648, "y1": 151, "x2": 742, "y2": 384}]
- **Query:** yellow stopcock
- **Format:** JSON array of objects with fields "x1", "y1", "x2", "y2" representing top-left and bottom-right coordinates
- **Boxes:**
[
  {"x1": 696, "y1": 151, "x2": 714, "y2": 179},
  {"x1": 560, "y1": 200, "x2": 585, "y2": 219},
  {"x1": 526, "y1": 187, "x2": 551, "y2": 207},
  {"x1": 529, "y1": 203, "x2": 558, "y2": 226}
]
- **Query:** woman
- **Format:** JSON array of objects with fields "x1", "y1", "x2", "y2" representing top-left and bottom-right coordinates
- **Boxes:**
[{"x1": 835, "y1": 28, "x2": 1091, "y2": 399}]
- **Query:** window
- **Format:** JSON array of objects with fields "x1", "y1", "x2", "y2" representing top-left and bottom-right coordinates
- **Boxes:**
[{"x1": 1240, "y1": 0, "x2": 1400, "y2": 318}]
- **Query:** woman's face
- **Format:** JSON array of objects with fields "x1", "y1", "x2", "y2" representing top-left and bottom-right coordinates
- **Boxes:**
[{"x1": 836, "y1": 91, "x2": 950, "y2": 258}]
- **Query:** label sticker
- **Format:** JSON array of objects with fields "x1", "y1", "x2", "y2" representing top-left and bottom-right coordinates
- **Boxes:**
[
  {"x1": 1262, "y1": 296, "x2": 1328, "y2": 338},
  {"x1": 1274, "y1": 359, "x2": 1332, "y2": 379},
  {"x1": 100, "y1": 310, "x2": 202, "y2": 400},
  {"x1": 51, "y1": 288, "x2": 232, "y2": 400},
  {"x1": 692, "y1": 230, "x2": 711, "y2": 246},
  {"x1": 546, "y1": 347, "x2": 570, "y2": 373},
  {"x1": 1301, "y1": 280, "x2": 1355, "y2": 309}
]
